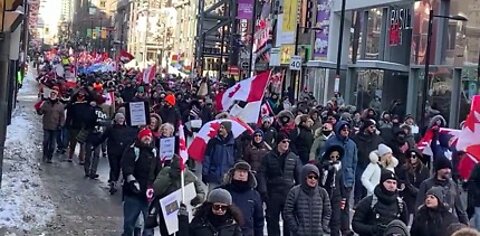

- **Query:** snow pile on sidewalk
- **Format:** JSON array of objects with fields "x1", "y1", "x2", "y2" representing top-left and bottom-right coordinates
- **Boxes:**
[{"x1": 0, "y1": 72, "x2": 55, "y2": 231}]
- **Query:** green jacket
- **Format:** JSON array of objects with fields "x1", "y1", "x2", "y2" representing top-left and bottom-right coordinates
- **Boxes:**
[{"x1": 153, "y1": 167, "x2": 205, "y2": 201}]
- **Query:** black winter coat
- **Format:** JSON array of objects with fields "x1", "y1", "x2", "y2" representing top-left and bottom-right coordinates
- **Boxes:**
[
  {"x1": 397, "y1": 163, "x2": 429, "y2": 214},
  {"x1": 352, "y1": 186, "x2": 408, "y2": 236},
  {"x1": 96, "y1": 124, "x2": 138, "y2": 157},
  {"x1": 159, "y1": 105, "x2": 181, "y2": 129},
  {"x1": 65, "y1": 101, "x2": 96, "y2": 130},
  {"x1": 186, "y1": 216, "x2": 242, "y2": 236},
  {"x1": 294, "y1": 126, "x2": 314, "y2": 164},
  {"x1": 410, "y1": 205, "x2": 458, "y2": 236},
  {"x1": 121, "y1": 142, "x2": 162, "y2": 200},
  {"x1": 257, "y1": 150, "x2": 302, "y2": 196},
  {"x1": 352, "y1": 132, "x2": 383, "y2": 169},
  {"x1": 467, "y1": 164, "x2": 480, "y2": 218}
]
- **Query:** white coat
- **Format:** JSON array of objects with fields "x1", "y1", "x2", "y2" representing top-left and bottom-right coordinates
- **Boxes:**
[{"x1": 361, "y1": 150, "x2": 399, "y2": 196}]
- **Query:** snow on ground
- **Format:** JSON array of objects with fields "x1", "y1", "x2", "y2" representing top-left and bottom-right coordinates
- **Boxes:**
[{"x1": 0, "y1": 70, "x2": 55, "y2": 231}]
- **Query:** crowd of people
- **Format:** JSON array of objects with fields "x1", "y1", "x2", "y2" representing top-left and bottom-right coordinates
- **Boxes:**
[{"x1": 32, "y1": 54, "x2": 480, "y2": 236}]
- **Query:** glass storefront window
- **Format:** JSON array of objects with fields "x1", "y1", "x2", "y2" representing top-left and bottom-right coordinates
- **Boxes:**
[
  {"x1": 416, "y1": 67, "x2": 453, "y2": 124},
  {"x1": 449, "y1": 0, "x2": 480, "y2": 66},
  {"x1": 349, "y1": 11, "x2": 363, "y2": 63},
  {"x1": 365, "y1": 8, "x2": 383, "y2": 59},
  {"x1": 354, "y1": 69, "x2": 384, "y2": 110},
  {"x1": 411, "y1": 0, "x2": 441, "y2": 65}
]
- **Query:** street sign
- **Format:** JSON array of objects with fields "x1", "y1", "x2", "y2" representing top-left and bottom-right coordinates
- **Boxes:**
[
  {"x1": 269, "y1": 48, "x2": 280, "y2": 66},
  {"x1": 289, "y1": 55, "x2": 302, "y2": 71}
]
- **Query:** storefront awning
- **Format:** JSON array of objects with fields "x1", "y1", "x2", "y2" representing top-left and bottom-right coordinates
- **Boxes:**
[
  {"x1": 348, "y1": 60, "x2": 409, "y2": 72},
  {"x1": 306, "y1": 60, "x2": 346, "y2": 70}
]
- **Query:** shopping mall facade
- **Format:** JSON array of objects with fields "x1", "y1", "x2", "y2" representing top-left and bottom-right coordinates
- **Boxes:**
[{"x1": 305, "y1": 0, "x2": 479, "y2": 127}]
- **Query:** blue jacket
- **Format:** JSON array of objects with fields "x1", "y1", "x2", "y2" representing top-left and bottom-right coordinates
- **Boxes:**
[
  {"x1": 321, "y1": 121, "x2": 358, "y2": 188},
  {"x1": 202, "y1": 132, "x2": 236, "y2": 184}
]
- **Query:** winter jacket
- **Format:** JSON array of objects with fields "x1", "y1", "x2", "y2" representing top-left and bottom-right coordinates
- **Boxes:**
[
  {"x1": 322, "y1": 121, "x2": 358, "y2": 188},
  {"x1": 361, "y1": 151, "x2": 399, "y2": 196},
  {"x1": 153, "y1": 166, "x2": 205, "y2": 200},
  {"x1": 352, "y1": 185, "x2": 408, "y2": 236},
  {"x1": 294, "y1": 126, "x2": 314, "y2": 164},
  {"x1": 86, "y1": 106, "x2": 109, "y2": 144},
  {"x1": 284, "y1": 165, "x2": 332, "y2": 236},
  {"x1": 186, "y1": 215, "x2": 242, "y2": 236},
  {"x1": 122, "y1": 141, "x2": 162, "y2": 200},
  {"x1": 467, "y1": 164, "x2": 480, "y2": 217},
  {"x1": 319, "y1": 160, "x2": 347, "y2": 200},
  {"x1": 352, "y1": 131, "x2": 383, "y2": 169},
  {"x1": 396, "y1": 161, "x2": 429, "y2": 214},
  {"x1": 159, "y1": 105, "x2": 181, "y2": 129},
  {"x1": 121, "y1": 86, "x2": 136, "y2": 103},
  {"x1": 410, "y1": 205, "x2": 458, "y2": 236},
  {"x1": 261, "y1": 126, "x2": 277, "y2": 148},
  {"x1": 257, "y1": 149, "x2": 302, "y2": 196},
  {"x1": 243, "y1": 142, "x2": 271, "y2": 173},
  {"x1": 202, "y1": 133, "x2": 236, "y2": 184},
  {"x1": 95, "y1": 124, "x2": 137, "y2": 157},
  {"x1": 39, "y1": 99, "x2": 65, "y2": 130},
  {"x1": 309, "y1": 131, "x2": 330, "y2": 162},
  {"x1": 220, "y1": 169, "x2": 264, "y2": 236},
  {"x1": 65, "y1": 101, "x2": 96, "y2": 130},
  {"x1": 415, "y1": 177, "x2": 469, "y2": 224}
]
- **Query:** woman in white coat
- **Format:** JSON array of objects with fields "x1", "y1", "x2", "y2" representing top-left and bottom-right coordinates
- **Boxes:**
[{"x1": 361, "y1": 143, "x2": 399, "y2": 196}]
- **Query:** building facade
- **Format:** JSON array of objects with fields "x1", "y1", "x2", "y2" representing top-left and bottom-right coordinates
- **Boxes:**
[{"x1": 305, "y1": 0, "x2": 479, "y2": 127}]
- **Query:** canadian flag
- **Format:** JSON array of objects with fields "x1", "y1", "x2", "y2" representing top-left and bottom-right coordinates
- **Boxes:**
[
  {"x1": 178, "y1": 122, "x2": 189, "y2": 170},
  {"x1": 135, "y1": 65, "x2": 157, "y2": 84},
  {"x1": 417, "y1": 127, "x2": 460, "y2": 157},
  {"x1": 188, "y1": 117, "x2": 254, "y2": 162},
  {"x1": 104, "y1": 92, "x2": 115, "y2": 106},
  {"x1": 220, "y1": 71, "x2": 270, "y2": 112},
  {"x1": 118, "y1": 50, "x2": 135, "y2": 64}
]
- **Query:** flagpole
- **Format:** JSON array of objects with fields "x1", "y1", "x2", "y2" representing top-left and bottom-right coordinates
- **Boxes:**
[{"x1": 181, "y1": 168, "x2": 186, "y2": 204}]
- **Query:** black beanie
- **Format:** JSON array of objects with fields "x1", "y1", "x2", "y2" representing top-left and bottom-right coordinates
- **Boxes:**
[
  {"x1": 276, "y1": 132, "x2": 290, "y2": 144},
  {"x1": 380, "y1": 169, "x2": 397, "y2": 184},
  {"x1": 362, "y1": 119, "x2": 376, "y2": 130},
  {"x1": 434, "y1": 157, "x2": 452, "y2": 171}
]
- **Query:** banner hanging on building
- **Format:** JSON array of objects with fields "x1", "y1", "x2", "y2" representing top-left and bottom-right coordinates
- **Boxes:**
[
  {"x1": 279, "y1": 0, "x2": 298, "y2": 44},
  {"x1": 313, "y1": 0, "x2": 331, "y2": 59},
  {"x1": 237, "y1": 0, "x2": 254, "y2": 19}
]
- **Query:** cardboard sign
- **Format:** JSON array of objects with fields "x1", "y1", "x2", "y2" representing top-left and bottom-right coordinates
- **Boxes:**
[
  {"x1": 159, "y1": 137, "x2": 175, "y2": 160},
  {"x1": 126, "y1": 101, "x2": 149, "y2": 126},
  {"x1": 159, "y1": 183, "x2": 196, "y2": 234}
]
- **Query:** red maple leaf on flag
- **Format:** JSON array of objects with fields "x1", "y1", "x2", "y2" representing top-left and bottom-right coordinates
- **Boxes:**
[
  {"x1": 228, "y1": 84, "x2": 241, "y2": 98},
  {"x1": 207, "y1": 122, "x2": 221, "y2": 139}
]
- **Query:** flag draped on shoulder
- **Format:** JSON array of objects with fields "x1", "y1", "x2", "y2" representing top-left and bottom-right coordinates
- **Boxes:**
[{"x1": 188, "y1": 118, "x2": 253, "y2": 162}]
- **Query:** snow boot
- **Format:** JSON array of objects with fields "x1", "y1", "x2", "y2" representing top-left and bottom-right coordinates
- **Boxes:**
[{"x1": 109, "y1": 181, "x2": 117, "y2": 195}]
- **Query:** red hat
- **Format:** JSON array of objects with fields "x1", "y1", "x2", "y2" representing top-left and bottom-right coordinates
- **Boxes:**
[
  {"x1": 165, "y1": 94, "x2": 176, "y2": 106},
  {"x1": 137, "y1": 128, "x2": 153, "y2": 140}
]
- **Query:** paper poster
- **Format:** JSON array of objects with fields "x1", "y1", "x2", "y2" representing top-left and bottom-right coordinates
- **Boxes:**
[
  {"x1": 159, "y1": 183, "x2": 197, "y2": 235},
  {"x1": 160, "y1": 137, "x2": 175, "y2": 160},
  {"x1": 128, "y1": 102, "x2": 147, "y2": 126}
]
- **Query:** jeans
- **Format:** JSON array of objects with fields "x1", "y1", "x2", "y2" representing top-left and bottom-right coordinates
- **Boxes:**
[
  {"x1": 475, "y1": 207, "x2": 480, "y2": 231},
  {"x1": 341, "y1": 187, "x2": 352, "y2": 233},
  {"x1": 123, "y1": 195, "x2": 151, "y2": 236},
  {"x1": 56, "y1": 127, "x2": 68, "y2": 151},
  {"x1": 84, "y1": 142, "x2": 100, "y2": 176},
  {"x1": 266, "y1": 192, "x2": 290, "y2": 236},
  {"x1": 43, "y1": 130, "x2": 57, "y2": 160},
  {"x1": 354, "y1": 166, "x2": 366, "y2": 205}
]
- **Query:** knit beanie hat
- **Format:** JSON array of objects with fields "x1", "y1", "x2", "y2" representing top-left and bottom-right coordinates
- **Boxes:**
[
  {"x1": 220, "y1": 121, "x2": 232, "y2": 133},
  {"x1": 207, "y1": 189, "x2": 232, "y2": 205},
  {"x1": 137, "y1": 128, "x2": 153, "y2": 140},
  {"x1": 434, "y1": 156, "x2": 452, "y2": 171},
  {"x1": 362, "y1": 119, "x2": 376, "y2": 130},
  {"x1": 378, "y1": 143, "x2": 393, "y2": 157},
  {"x1": 380, "y1": 169, "x2": 397, "y2": 184},
  {"x1": 426, "y1": 186, "x2": 444, "y2": 206},
  {"x1": 137, "y1": 86, "x2": 145, "y2": 93},
  {"x1": 114, "y1": 113, "x2": 125, "y2": 123},
  {"x1": 165, "y1": 94, "x2": 176, "y2": 106},
  {"x1": 276, "y1": 132, "x2": 290, "y2": 144},
  {"x1": 383, "y1": 219, "x2": 410, "y2": 236},
  {"x1": 253, "y1": 129, "x2": 264, "y2": 138}
]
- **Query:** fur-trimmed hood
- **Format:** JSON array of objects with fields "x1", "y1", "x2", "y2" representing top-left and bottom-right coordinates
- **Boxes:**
[
  {"x1": 369, "y1": 150, "x2": 399, "y2": 169},
  {"x1": 223, "y1": 168, "x2": 257, "y2": 188}
]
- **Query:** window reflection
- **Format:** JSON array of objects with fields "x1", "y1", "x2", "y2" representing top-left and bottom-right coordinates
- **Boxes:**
[{"x1": 365, "y1": 8, "x2": 383, "y2": 59}]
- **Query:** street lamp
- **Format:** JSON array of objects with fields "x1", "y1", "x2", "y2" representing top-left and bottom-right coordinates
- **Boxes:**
[{"x1": 420, "y1": 10, "x2": 467, "y2": 128}]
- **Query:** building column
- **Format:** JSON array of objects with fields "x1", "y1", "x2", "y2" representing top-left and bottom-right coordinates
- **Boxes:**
[
  {"x1": 449, "y1": 67, "x2": 462, "y2": 128},
  {"x1": 344, "y1": 67, "x2": 355, "y2": 104},
  {"x1": 406, "y1": 68, "x2": 418, "y2": 117},
  {"x1": 0, "y1": 33, "x2": 12, "y2": 186}
]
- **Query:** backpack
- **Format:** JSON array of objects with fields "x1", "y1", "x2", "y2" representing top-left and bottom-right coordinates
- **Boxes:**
[{"x1": 370, "y1": 194, "x2": 404, "y2": 219}]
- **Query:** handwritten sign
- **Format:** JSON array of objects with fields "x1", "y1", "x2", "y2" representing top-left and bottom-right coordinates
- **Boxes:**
[
  {"x1": 160, "y1": 137, "x2": 175, "y2": 160},
  {"x1": 128, "y1": 102, "x2": 147, "y2": 126}
]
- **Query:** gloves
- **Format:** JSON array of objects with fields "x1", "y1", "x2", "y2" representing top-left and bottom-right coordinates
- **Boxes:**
[
  {"x1": 146, "y1": 187, "x2": 154, "y2": 202},
  {"x1": 178, "y1": 203, "x2": 188, "y2": 217},
  {"x1": 128, "y1": 180, "x2": 141, "y2": 194},
  {"x1": 190, "y1": 196, "x2": 202, "y2": 206}
]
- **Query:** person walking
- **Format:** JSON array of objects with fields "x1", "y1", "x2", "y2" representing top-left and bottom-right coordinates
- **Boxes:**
[
  {"x1": 38, "y1": 89, "x2": 65, "y2": 163},
  {"x1": 220, "y1": 161, "x2": 264, "y2": 236},
  {"x1": 284, "y1": 164, "x2": 332, "y2": 236},
  {"x1": 243, "y1": 129, "x2": 271, "y2": 173},
  {"x1": 361, "y1": 144, "x2": 399, "y2": 196},
  {"x1": 257, "y1": 132, "x2": 302, "y2": 236}
]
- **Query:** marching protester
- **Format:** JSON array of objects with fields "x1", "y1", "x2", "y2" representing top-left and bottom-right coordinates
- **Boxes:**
[
  {"x1": 219, "y1": 161, "x2": 264, "y2": 236},
  {"x1": 243, "y1": 129, "x2": 271, "y2": 173},
  {"x1": 309, "y1": 122, "x2": 334, "y2": 163},
  {"x1": 37, "y1": 88, "x2": 65, "y2": 163},
  {"x1": 361, "y1": 143, "x2": 399, "y2": 196}
]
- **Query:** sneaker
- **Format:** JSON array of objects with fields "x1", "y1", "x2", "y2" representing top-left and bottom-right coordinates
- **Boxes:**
[
  {"x1": 84, "y1": 173, "x2": 90, "y2": 178},
  {"x1": 109, "y1": 182, "x2": 117, "y2": 195}
]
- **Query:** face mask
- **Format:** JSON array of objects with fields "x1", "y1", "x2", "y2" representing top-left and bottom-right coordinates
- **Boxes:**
[{"x1": 322, "y1": 130, "x2": 332, "y2": 136}]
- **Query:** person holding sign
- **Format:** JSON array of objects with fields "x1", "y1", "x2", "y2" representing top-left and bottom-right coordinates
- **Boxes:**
[
  {"x1": 178, "y1": 189, "x2": 243, "y2": 236},
  {"x1": 149, "y1": 155, "x2": 205, "y2": 235}
]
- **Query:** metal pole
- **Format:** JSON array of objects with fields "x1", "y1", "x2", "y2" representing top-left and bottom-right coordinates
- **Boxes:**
[
  {"x1": 290, "y1": 23, "x2": 300, "y2": 100},
  {"x1": 335, "y1": 0, "x2": 346, "y2": 76},
  {"x1": 420, "y1": 9, "x2": 433, "y2": 129},
  {"x1": 247, "y1": 0, "x2": 258, "y2": 77}
]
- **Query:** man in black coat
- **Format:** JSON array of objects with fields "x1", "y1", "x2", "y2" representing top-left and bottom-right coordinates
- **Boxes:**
[
  {"x1": 220, "y1": 161, "x2": 264, "y2": 236},
  {"x1": 352, "y1": 170, "x2": 408, "y2": 236},
  {"x1": 352, "y1": 119, "x2": 383, "y2": 204}
]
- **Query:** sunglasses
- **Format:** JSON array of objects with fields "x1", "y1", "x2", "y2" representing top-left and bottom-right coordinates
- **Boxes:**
[
  {"x1": 281, "y1": 140, "x2": 290, "y2": 143},
  {"x1": 212, "y1": 204, "x2": 228, "y2": 211},
  {"x1": 307, "y1": 175, "x2": 319, "y2": 180},
  {"x1": 330, "y1": 155, "x2": 340, "y2": 159},
  {"x1": 341, "y1": 128, "x2": 349, "y2": 131},
  {"x1": 254, "y1": 134, "x2": 262, "y2": 137},
  {"x1": 409, "y1": 154, "x2": 417, "y2": 159}
]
